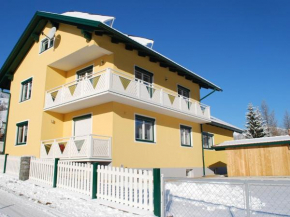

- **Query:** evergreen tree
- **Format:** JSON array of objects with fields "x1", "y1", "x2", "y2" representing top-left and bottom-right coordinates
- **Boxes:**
[{"x1": 244, "y1": 103, "x2": 268, "y2": 138}]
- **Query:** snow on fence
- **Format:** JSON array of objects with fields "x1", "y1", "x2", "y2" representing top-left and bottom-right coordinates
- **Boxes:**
[
  {"x1": 97, "y1": 166, "x2": 154, "y2": 215},
  {"x1": 57, "y1": 161, "x2": 92, "y2": 196},
  {"x1": 0, "y1": 155, "x2": 5, "y2": 173},
  {"x1": 29, "y1": 158, "x2": 54, "y2": 186},
  {"x1": 5, "y1": 155, "x2": 20, "y2": 177}
]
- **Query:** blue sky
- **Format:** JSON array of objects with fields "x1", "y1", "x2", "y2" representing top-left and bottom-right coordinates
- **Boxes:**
[{"x1": 0, "y1": 0, "x2": 289, "y2": 129}]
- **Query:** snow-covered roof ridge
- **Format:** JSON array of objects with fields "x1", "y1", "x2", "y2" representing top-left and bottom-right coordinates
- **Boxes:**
[
  {"x1": 127, "y1": 35, "x2": 154, "y2": 49},
  {"x1": 61, "y1": 11, "x2": 115, "y2": 27},
  {"x1": 215, "y1": 135, "x2": 290, "y2": 148},
  {"x1": 210, "y1": 116, "x2": 243, "y2": 133}
]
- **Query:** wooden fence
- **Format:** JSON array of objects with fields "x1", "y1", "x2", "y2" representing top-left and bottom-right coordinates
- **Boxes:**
[
  {"x1": 29, "y1": 158, "x2": 54, "y2": 186},
  {"x1": 57, "y1": 161, "x2": 92, "y2": 196},
  {"x1": 6, "y1": 155, "x2": 20, "y2": 177},
  {"x1": 97, "y1": 165, "x2": 154, "y2": 215}
]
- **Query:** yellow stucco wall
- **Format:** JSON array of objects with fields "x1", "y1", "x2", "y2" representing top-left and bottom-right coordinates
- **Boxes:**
[
  {"x1": 5, "y1": 23, "x2": 100, "y2": 156},
  {"x1": 5, "y1": 21, "x2": 232, "y2": 170},
  {"x1": 203, "y1": 124, "x2": 233, "y2": 168},
  {"x1": 111, "y1": 102, "x2": 202, "y2": 168}
]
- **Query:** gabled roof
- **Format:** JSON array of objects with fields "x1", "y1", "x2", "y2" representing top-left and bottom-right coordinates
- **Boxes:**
[
  {"x1": 214, "y1": 135, "x2": 290, "y2": 150},
  {"x1": 209, "y1": 116, "x2": 243, "y2": 133},
  {"x1": 0, "y1": 11, "x2": 222, "y2": 91}
]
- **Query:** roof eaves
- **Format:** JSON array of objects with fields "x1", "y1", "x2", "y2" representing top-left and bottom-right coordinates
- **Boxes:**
[
  {"x1": 0, "y1": 11, "x2": 222, "y2": 92},
  {"x1": 98, "y1": 23, "x2": 222, "y2": 91},
  {"x1": 209, "y1": 121, "x2": 244, "y2": 134}
]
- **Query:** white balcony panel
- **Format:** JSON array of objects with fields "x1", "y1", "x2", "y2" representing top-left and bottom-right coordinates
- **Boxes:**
[
  {"x1": 44, "y1": 68, "x2": 211, "y2": 123},
  {"x1": 40, "y1": 134, "x2": 111, "y2": 161}
]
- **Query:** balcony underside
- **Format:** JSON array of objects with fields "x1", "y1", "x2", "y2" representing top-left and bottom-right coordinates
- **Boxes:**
[{"x1": 44, "y1": 90, "x2": 210, "y2": 124}]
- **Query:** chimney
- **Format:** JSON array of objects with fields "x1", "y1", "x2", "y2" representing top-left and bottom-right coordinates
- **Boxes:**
[{"x1": 288, "y1": 129, "x2": 290, "y2": 136}]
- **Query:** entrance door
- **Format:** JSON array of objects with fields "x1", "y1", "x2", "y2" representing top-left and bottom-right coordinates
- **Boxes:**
[
  {"x1": 73, "y1": 114, "x2": 92, "y2": 137},
  {"x1": 73, "y1": 114, "x2": 92, "y2": 153}
]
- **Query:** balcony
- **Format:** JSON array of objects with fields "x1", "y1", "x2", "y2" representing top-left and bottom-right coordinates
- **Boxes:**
[
  {"x1": 44, "y1": 68, "x2": 211, "y2": 123},
  {"x1": 40, "y1": 134, "x2": 111, "y2": 161}
]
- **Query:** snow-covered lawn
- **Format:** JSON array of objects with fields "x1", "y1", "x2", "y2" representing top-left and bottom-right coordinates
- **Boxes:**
[
  {"x1": 164, "y1": 180, "x2": 290, "y2": 217},
  {"x1": 0, "y1": 174, "x2": 154, "y2": 217}
]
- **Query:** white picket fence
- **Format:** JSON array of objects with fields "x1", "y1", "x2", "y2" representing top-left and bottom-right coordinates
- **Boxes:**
[
  {"x1": 29, "y1": 158, "x2": 54, "y2": 186},
  {"x1": 97, "y1": 166, "x2": 154, "y2": 215},
  {"x1": 57, "y1": 161, "x2": 92, "y2": 196},
  {"x1": 0, "y1": 155, "x2": 5, "y2": 173},
  {"x1": 5, "y1": 155, "x2": 20, "y2": 177}
]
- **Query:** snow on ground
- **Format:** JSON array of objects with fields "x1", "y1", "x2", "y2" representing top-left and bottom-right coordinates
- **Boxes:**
[
  {"x1": 164, "y1": 180, "x2": 290, "y2": 217},
  {"x1": 0, "y1": 174, "x2": 154, "y2": 217}
]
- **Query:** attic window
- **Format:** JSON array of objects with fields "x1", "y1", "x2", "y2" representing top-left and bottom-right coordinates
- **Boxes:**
[{"x1": 40, "y1": 38, "x2": 54, "y2": 53}]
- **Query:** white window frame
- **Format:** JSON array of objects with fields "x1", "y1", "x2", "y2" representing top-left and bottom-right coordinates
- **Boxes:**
[
  {"x1": 15, "y1": 120, "x2": 29, "y2": 146},
  {"x1": 39, "y1": 37, "x2": 54, "y2": 54},
  {"x1": 202, "y1": 132, "x2": 215, "y2": 149},
  {"x1": 19, "y1": 77, "x2": 33, "y2": 103},
  {"x1": 180, "y1": 124, "x2": 193, "y2": 148},
  {"x1": 134, "y1": 114, "x2": 156, "y2": 144}
]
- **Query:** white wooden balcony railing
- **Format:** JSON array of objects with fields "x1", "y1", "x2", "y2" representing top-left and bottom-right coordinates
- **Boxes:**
[
  {"x1": 40, "y1": 134, "x2": 111, "y2": 160},
  {"x1": 44, "y1": 68, "x2": 210, "y2": 121}
]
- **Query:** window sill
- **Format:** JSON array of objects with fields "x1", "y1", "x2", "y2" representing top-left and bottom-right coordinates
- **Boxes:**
[
  {"x1": 19, "y1": 98, "x2": 31, "y2": 103},
  {"x1": 15, "y1": 143, "x2": 27, "y2": 146},
  {"x1": 181, "y1": 144, "x2": 192, "y2": 148},
  {"x1": 135, "y1": 139, "x2": 155, "y2": 144},
  {"x1": 203, "y1": 147, "x2": 214, "y2": 150}
]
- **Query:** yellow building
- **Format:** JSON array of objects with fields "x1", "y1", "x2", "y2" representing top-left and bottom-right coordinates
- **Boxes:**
[{"x1": 0, "y1": 11, "x2": 242, "y2": 176}]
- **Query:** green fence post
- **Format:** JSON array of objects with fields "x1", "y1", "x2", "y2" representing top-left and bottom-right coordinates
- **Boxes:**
[
  {"x1": 92, "y1": 162, "x2": 98, "y2": 199},
  {"x1": 3, "y1": 154, "x2": 8, "y2": 173},
  {"x1": 153, "y1": 168, "x2": 161, "y2": 217},
  {"x1": 53, "y1": 158, "x2": 59, "y2": 188}
]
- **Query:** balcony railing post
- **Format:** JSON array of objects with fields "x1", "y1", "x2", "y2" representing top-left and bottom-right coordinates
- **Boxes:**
[
  {"x1": 109, "y1": 137, "x2": 112, "y2": 158},
  {"x1": 106, "y1": 68, "x2": 112, "y2": 90},
  {"x1": 137, "y1": 81, "x2": 141, "y2": 98},
  {"x1": 179, "y1": 96, "x2": 182, "y2": 110},
  {"x1": 160, "y1": 89, "x2": 163, "y2": 105},
  {"x1": 88, "y1": 135, "x2": 94, "y2": 158}
]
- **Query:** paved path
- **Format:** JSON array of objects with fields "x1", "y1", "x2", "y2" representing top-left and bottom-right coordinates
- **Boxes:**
[{"x1": 0, "y1": 189, "x2": 54, "y2": 217}]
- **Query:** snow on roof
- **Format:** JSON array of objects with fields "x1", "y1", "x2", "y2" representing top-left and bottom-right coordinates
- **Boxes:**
[
  {"x1": 215, "y1": 135, "x2": 290, "y2": 148},
  {"x1": 210, "y1": 116, "x2": 243, "y2": 133},
  {"x1": 127, "y1": 35, "x2": 154, "y2": 48},
  {"x1": 61, "y1": 11, "x2": 115, "y2": 26}
]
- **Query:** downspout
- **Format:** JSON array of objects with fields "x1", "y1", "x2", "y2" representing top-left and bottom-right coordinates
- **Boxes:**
[
  {"x1": 2, "y1": 90, "x2": 11, "y2": 155},
  {"x1": 200, "y1": 124, "x2": 205, "y2": 177}
]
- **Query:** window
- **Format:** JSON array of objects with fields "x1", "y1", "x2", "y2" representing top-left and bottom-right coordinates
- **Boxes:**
[
  {"x1": 135, "y1": 115, "x2": 155, "y2": 143},
  {"x1": 180, "y1": 125, "x2": 192, "y2": 147},
  {"x1": 135, "y1": 66, "x2": 153, "y2": 85},
  {"x1": 40, "y1": 38, "x2": 54, "y2": 53},
  {"x1": 203, "y1": 132, "x2": 214, "y2": 149},
  {"x1": 178, "y1": 85, "x2": 190, "y2": 99},
  {"x1": 16, "y1": 121, "x2": 28, "y2": 145},
  {"x1": 20, "y1": 78, "x2": 33, "y2": 102},
  {"x1": 135, "y1": 66, "x2": 154, "y2": 97},
  {"x1": 77, "y1": 65, "x2": 93, "y2": 80},
  {"x1": 178, "y1": 85, "x2": 190, "y2": 108}
]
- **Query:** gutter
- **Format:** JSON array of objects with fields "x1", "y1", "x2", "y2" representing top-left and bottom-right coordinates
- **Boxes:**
[
  {"x1": 200, "y1": 124, "x2": 206, "y2": 176},
  {"x1": 1, "y1": 90, "x2": 11, "y2": 154}
]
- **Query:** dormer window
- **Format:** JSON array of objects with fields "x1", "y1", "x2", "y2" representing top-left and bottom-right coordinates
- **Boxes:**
[
  {"x1": 77, "y1": 65, "x2": 93, "y2": 80},
  {"x1": 40, "y1": 38, "x2": 54, "y2": 53}
]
